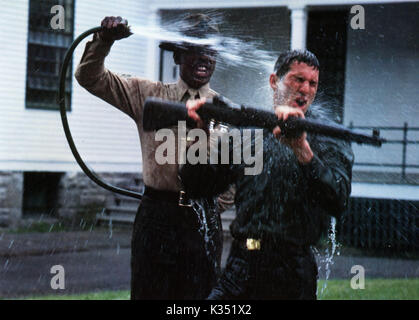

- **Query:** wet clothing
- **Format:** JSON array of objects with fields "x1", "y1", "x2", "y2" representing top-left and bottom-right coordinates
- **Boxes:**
[
  {"x1": 207, "y1": 240, "x2": 317, "y2": 300},
  {"x1": 75, "y1": 34, "x2": 225, "y2": 299},
  {"x1": 180, "y1": 106, "x2": 354, "y2": 299},
  {"x1": 131, "y1": 187, "x2": 223, "y2": 299}
]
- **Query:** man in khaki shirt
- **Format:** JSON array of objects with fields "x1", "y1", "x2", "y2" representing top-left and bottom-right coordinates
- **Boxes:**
[{"x1": 75, "y1": 14, "x2": 226, "y2": 299}]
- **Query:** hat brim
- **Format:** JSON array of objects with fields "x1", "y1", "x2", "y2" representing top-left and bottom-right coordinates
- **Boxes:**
[
  {"x1": 159, "y1": 40, "x2": 216, "y2": 52},
  {"x1": 159, "y1": 41, "x2": 190, "y2": 52}
]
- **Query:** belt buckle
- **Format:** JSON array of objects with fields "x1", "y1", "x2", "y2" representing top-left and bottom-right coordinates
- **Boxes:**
[
  {"x1": 246, "y1": 238, "x2": 261, "y2": 251},
  {"x1": 179, "y1": 190, "x2": 193, "y2": 207}
]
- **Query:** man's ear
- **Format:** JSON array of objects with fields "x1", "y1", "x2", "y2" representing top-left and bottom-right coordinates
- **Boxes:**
[{"x1": 269, "y1": 73, "x2": 278, "y2": 90}]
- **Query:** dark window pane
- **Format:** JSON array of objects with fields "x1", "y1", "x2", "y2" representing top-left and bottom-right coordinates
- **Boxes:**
[{"x1": 26, "y1": 0, "x2": 74, "y2": 111}]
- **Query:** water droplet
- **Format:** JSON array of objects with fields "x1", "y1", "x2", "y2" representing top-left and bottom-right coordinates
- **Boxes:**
[
  {"x1": 318, "y1": 217, "x2": 338, "y2": 298},
  {"x1": 108, "y1": 218, "x2": 113, "y2": 239}
]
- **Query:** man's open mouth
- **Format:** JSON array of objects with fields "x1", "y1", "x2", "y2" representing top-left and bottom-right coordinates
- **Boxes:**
[
  {"x1": 194, "y1": 65, "x2": 210, "y2": 78},
  {"x1": 295, "y1": 97, "x2": 307, "y2": 107}
]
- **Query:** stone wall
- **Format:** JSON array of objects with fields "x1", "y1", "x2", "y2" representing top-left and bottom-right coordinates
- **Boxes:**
[
  {"x1": 0, "y1": 171, "x2": 142, "y2": 228},
  {"x1": 56, "y1": 172, "x2": 142, "y2": 224},
  {"x1": 0, "y1": 171, "x2": 23, "y2": 228}
]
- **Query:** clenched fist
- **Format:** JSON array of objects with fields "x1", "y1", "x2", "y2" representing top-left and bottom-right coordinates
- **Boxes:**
[
  {"x1": 99, "y1": 16, "x2": 132, "y2": 41},
  {"x1": 273, "y1": 105, "x2": 313, "y2": 164}
]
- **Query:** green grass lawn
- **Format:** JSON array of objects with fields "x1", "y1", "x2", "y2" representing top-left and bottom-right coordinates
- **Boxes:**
[
  {"x1": 17, "y1": 278, "x2": 419, "y2": 300},
  {"x1": 23, "y1": 290, "x2": 131, "y2": 300},
  {"x1": 317, "y1": 278, "x2": 419, "y2": 300}
]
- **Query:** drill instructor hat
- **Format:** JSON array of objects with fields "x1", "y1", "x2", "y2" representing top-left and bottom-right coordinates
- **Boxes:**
[{"x1": 159, "y1": 13, "x2": 219, "y2": 52}]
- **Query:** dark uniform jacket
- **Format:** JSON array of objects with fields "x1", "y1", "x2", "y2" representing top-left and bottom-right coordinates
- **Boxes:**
[{"x1": 180, "y1": 106, "x2": 354, "y2": 247}]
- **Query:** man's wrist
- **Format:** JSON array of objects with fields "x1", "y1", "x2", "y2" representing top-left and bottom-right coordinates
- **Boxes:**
[
  {"x1": 94, "y1": 32, "x2": 115, "y2": 45},
  {"x1": 293, "y1": 145, "x2": 313, "y2": 164},
  {"x1": 93, "y1": 32, "x2": 115, "y2": 44},
  {"x1": 83, "y1": 32, "x2": 114, "y2": 59},
  {"x1": 297, "y1": 152, "x2": 313, "y2": 164}
]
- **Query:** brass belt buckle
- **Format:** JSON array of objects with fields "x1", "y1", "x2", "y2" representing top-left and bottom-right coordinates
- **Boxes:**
[
  {"x1": 179, "y1": 190, "x2": 193, "y2": 207},
  {"x1": 246, "y1": 238, "x2": 261, "y2": 250}
]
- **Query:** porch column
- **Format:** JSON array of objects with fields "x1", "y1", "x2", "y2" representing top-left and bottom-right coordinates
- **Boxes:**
[{"x1": 289, "y1": 5, "x2": 308, "y2": 50}]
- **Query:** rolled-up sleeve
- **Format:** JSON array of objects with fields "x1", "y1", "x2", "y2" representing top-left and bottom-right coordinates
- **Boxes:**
[{"x1": 75, "y1": 33, "x2": 143, "y2": 122}]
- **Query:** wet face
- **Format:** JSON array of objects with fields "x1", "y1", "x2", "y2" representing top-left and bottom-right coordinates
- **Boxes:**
[
  {"x1": 270, "y1": 61, "x2": 319, "y2": 113},
  {"x1": 177, "y1": 48, "x2": 217, "y2": 89}
]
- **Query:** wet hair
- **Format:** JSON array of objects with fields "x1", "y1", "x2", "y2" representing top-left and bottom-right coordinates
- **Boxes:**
[{"x1": 274, "y1": 50, "x2": 320, "y2": 78}]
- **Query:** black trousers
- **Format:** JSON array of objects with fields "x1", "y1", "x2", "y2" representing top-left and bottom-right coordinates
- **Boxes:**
[
  {"x1": 207, "y1": 239, "x2": 318, "y2": 300},
  {"x1": 131, "y1": 193, "x2": 223, "y2": 300}
]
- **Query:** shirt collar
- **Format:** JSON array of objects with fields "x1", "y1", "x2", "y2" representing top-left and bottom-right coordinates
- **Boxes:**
[{"x1": 177, "y1": 78, "x2": 210, "y2": 100}]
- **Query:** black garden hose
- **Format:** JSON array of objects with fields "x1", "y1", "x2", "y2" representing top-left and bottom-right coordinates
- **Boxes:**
[{"x1": 59, "y1": 26, "x2": 142, "y2": 200}]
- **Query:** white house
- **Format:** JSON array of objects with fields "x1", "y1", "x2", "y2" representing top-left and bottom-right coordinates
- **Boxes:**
[{"x1": 0, "y1": 0, "x2": 417, "y2": 229}]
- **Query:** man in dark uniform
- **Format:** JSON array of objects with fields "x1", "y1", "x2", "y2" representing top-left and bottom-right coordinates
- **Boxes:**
[
  {"x1": 181, "y1": 50, "x2": 354, "y2": 299},
  {"x1": 75, "y1": 14, "x2": 229, "y2": 300}
]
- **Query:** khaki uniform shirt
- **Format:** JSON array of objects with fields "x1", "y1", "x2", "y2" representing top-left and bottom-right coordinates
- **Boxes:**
[{"x1": 75, "y1": 34, "x2": 219, "y2": 192}]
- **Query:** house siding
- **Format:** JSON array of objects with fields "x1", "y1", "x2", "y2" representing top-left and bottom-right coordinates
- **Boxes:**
[{"x1": 0, "y1": 0, "x2": 156, "y2": 174}]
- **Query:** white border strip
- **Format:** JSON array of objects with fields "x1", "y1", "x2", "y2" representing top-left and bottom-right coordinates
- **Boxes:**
[
  {"x1": 150, "y1": 0, "x2": 418, "y2": 10},
  {"x1": 351, "y1": 182, "x2": 419, "y2": 201}
]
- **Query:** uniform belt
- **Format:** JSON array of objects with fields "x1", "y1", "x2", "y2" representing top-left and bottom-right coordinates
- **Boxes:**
[
  {"x1": 232, "y1": 238, "x2": 262, "y2": 251},
  {"x1": 235, "y1": 238, "x2": 307, "y2": 252},
  {"x1": 143, "y1": 185, "x2": 193, "y2": 207},
  {"x1": 245, "y1": 238, "x2": 262, "y2": 250}
]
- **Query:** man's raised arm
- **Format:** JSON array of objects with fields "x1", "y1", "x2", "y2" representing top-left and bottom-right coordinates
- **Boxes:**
[{"x1": 74, "y1": 16, "x2": 141, "y2": 121}]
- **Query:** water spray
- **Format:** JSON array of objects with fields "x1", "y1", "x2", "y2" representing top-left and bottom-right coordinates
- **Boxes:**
[
  {"x1": 59, "y1": 24, "x2": 385, "y2": 201},
  {"x1": 58, "y1": 25, "x2": 278, "y2": 199}
]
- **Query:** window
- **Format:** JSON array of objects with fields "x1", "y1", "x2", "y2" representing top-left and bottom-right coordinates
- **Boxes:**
[
  {"x1": 25, "y1": 0, "x2": 74, "y2": 110},
  {"x1": 23, "y1": 172, "x2": 63, "y2": 216}
]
